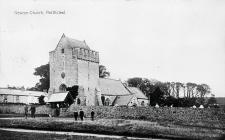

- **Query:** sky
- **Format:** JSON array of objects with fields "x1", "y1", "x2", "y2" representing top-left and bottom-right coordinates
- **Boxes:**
[{"x1": 0, "y1": 0, "x2": 225, "y2": 97}]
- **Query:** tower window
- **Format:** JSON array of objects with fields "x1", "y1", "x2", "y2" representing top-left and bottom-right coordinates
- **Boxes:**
[{"x1": 61, "y1": 49, "x2": 64, "y2": 53}]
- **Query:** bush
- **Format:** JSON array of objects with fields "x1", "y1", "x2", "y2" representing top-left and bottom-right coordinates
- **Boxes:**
[{"x1": 139, "y1": 116, "x2": 147, "y2": 120}]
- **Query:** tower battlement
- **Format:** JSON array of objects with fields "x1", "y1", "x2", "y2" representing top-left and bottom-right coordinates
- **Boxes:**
[{"x1": 72, "y1": 48, "x2": 99, "y2": 63}]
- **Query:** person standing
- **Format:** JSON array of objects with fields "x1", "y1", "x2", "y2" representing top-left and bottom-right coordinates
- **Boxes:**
[
  {"x1": 91, "y1": 109, "x2": 95, "y2": 121},
  {"x1": 30, "y1": 105, "x2": 36, "y2": 118},
  {"x1": 33, "y1": 105, "x2": 36, "y2": 118},
  {"x1": 79, "y1": 109, "x2": 84, "y2": 121},
  {"x1": 24, "y1": 105, "x2": 28, "y2": 119},
  {"x1": 74, "y1": 110, "x2": 78, "y2": 121}
]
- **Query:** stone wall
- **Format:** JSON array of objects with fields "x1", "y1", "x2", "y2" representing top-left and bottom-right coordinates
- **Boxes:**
[
  {"x1": 0, "y1": 104, "x2": 224, "y2": 124},
  {"x1": 64, "y1": 104, "x2": 225, "y2": 124},
  {"x1": 0, "y1": 104, "x2": 52, "y2": 115}
]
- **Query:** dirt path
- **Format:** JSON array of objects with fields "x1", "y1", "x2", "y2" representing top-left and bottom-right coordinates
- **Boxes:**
[{"x1": 0, "y1": 127, "x2": 163, "y2": 140}]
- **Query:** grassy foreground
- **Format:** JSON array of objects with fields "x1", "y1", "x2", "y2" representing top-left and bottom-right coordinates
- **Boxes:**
[
  {"x1": 0, "y1": 129, "x2": 135, "y2": 140},
  {"x1": 0, "y1": 117, "x2": 224, "y2": 140}
]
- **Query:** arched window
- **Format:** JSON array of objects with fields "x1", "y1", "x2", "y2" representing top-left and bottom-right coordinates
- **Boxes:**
[{"x1": 59, "y1": 84, "x2": 67, "y2": 92}]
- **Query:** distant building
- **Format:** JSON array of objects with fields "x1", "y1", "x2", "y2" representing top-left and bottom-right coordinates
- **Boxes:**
[
  {"x1": 215, "y1": 97, "x2": 225, "y2": 107},
  {"x1": 126, "y1": 87, "x2": 149, "y2": 106},
  {"x1": 205, "y1": 97, "x2": 225, "y2": 107},
  {"x1": 47, "y1": 34, "x2": 149, "y2": 106},
  {"x1": 0, "y1": 88, "x2": 47, "y2": 104}
]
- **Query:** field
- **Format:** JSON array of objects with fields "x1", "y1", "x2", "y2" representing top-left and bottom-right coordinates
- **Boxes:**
[
  {"x1": 0, "y1": 129, "x2": 138, "y2": 140},
  {"x1": 0, "y1": 116, "x2": 224, "y2": 140}
]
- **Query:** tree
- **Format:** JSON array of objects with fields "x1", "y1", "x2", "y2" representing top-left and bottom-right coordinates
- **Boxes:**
[
  {"x1": 164, "y1": 82, "x2": 172, "y2": 96},
  {"x1": 170, "y1": 82, "x2": 176, "y2": 97},
  {"x1": 186, "y1": 82, "x2": 197, "y2": 98},
  {"x1": 154, "y1": 82, "x2": 170, "y2": 97},
  {"x1": 181, "y1": 83, "x2": 186, "y2": 97},
  {"x1": 150, "y1": 87, "x2": 165, "y2": 106},
  {"x1": 66, "y1": 85, "x2": 79, "y2": 100},
  {"x1": 38, "y1": 95, "x2": 46, "y2": 105},
  {"x1": 99, "y1": 65, "x2": 110, "y2": 78},
  {"x1": 175, "y1": 82, "x2": 183, "y2": 98},
  {"x1": 207, "y1": 94, "x2": 217, "y2": 105},
  {"x1": 196, "y1": 84, "x2": 211, "y2": 98},
  {"x1": 127, "y1": 77, "x2": 143, "y2": 87},
  {"x1": 127, "y1": 77, "x2": 154, "y2": 97},
  {"x1": 33, "y1": 63, "x2": 50, "y2": 92},
  {"x1": 127, "y1": 78, "x2": 169, "y2": 106}
]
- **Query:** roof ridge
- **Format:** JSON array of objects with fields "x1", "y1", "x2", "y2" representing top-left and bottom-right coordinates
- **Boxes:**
[
  {"x1": 66, "y1": 36, "x2": 84, "y2": 43},
  {"x1": 65, "y1": 36, "x2": 90, "y2": 49}
]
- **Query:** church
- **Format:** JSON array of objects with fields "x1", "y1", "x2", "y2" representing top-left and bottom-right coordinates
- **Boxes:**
[{"x1": 47, "y1": 34, "x2": 149, "y2": 107}]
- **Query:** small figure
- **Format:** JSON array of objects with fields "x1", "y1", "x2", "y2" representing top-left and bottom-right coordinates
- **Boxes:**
[
  {"x1": 155, "y1": 103, "x2": 159, "y2": 108},
  {"x1": 79, "y1": 109, "x2": 84, "y2": 121},
  {"x1": 30, "y1": 105, "x2": 36, "y2": 118},
  {"x1": 91, "y1": 109, "x2": 95, "y2": 121},
  {"x1": 24, "y1": 105, "x2": 28, "y2": 119},
  {"x1": 74, "y1": 110, "x2": 78, "y2": 121},
  {"x1": 55, "y1": 104, "x2": 60, "y2": 117}
]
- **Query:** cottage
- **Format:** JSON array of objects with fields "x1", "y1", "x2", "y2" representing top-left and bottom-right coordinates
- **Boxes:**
[{"x1": 0, "y1": 88, "x2": 46, "y2": 104}]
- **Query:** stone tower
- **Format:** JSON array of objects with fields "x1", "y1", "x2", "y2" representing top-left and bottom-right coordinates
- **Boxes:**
[{"x1": 49, "y1": 34, "x2": 99, "y2": 106}]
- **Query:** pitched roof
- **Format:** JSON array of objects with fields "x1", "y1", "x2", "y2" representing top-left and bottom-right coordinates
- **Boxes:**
[
  {"x1": 0, "y1": 88, "x2": 46, "y2": 96},
  {"x1": 113, "y1": 95, "x2": 134, "y2": 106},
  {"x1": 47, "y1": 92, "x2": 71, "y2": 102},
  {"x1": 127, "y1": 87, "x2": 148, "y2": 99},
  {"x1": 99, "y1": 78, "x2": 131, "y2": 96},
  {"x1": 56, "y1": 34, "x2": 90, "y2": 50}
]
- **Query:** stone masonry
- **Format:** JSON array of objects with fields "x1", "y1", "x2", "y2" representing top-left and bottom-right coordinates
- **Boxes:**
[{"x1": 49, "y1": 34, "x2": 99, "y2": 106}]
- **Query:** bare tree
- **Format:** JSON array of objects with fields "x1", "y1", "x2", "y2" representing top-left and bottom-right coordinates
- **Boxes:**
[
  {"x1": 186, "y1": 82, "x2": 197, "y2": 98},
  {"x1": 197, "y1": 84, "x2": 211, "y2": 98},
  {"x1": 175, "y1": 82, "x2": 183, "y2": 98}
]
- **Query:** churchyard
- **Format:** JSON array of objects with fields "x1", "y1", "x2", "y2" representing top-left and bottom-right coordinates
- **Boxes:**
[{"x1": 0, "y1": 104, "x2": 225, "y2": 139}]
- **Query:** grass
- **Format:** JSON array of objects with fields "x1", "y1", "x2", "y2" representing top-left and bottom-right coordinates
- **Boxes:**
[
  {"x1": 0, "y1": 129, "x2": 129, "y2": 140},
  {"x1": 0, "y1": 117, "x2": 224, "y2": 140}
]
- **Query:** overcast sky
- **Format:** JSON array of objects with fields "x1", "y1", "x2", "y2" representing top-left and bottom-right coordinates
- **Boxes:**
[{"x1": 0, "y1": 0, "x2": 225, "y2": 97}]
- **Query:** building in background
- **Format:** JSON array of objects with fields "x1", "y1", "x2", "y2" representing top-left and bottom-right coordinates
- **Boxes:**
[{"x1": 0, "y1": 88, "x2": 47, "y2": 104}]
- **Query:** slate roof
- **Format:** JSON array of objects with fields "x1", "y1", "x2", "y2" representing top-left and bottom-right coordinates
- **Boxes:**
[
  {"x1": 113, "y1": 95, "x2": 134, "y2": 106},
  {"x1": 127, "y1": 87, "x2": 148, "y2": 99},
  {"x1": 0, "y1": 88, "x2": 46, "y2": 97},
  {"x1": 47, "y1": 92, "x2": 71, "y2": 102},
  {"x1": 57, "y1": 34, "x2": 90, "y2": 50},
  {"x1": 99, "y1": 78, "x2": 131, "y2": 96}
]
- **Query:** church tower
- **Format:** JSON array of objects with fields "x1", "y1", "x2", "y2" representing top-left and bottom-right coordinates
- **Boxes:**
[{"x1": 49, "y1": 34, "x2": 99, "y2": 106}]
